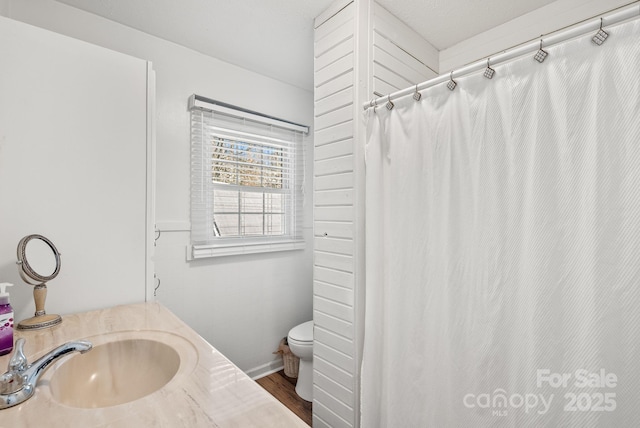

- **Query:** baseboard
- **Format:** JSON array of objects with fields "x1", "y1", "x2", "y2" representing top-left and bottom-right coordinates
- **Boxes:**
[{"x1": 246, "y1": 359, "x2": 285, "y2": 380}]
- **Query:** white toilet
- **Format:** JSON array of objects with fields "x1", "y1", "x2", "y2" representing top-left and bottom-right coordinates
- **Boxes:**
[{"x1": 287, "y1": 320, "x2": 313, "y2": 401}]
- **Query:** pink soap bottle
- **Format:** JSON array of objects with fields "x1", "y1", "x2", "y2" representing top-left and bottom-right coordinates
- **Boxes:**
[{"x1": 0, "y1": 283, "x2": 15, "y2": 356}]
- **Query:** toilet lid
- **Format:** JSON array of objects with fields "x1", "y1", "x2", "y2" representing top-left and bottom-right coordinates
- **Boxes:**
[{"x1": 289, "y1": 321, "x2": 313, "y2": 342}]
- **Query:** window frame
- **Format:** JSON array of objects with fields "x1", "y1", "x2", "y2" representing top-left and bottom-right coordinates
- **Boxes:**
[{"x1": 188, "y1": 95, "x2": 307, "y2": 259}]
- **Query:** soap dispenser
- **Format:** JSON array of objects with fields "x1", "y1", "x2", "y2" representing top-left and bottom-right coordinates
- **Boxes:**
[{"x1": 0, "y1": 283, "x2": 15, "y2": 356}]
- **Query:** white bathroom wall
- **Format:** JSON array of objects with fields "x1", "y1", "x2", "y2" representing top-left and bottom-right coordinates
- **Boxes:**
[
  {"x1": 0, "y1": 0, "x2": 314, "y2": 375},
  {"x1": 0, "y1": 15, "x2": 150, "y2": 319},
  {"x1": 439, "y1": 0, "x2": 632, "y2": 71}
]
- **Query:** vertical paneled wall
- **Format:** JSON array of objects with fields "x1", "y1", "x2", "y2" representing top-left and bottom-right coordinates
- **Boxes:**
[
  {"x1": 312, "y1": 1, "x2": 438, "y2": 427},
  {"x1": 313, "y1": 2, "x2": 357, "y2": 427}
]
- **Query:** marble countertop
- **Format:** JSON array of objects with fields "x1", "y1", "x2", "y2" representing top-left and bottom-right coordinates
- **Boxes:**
[{"x1": 0, "y1": 302, "x2": 309, "y2": 427}]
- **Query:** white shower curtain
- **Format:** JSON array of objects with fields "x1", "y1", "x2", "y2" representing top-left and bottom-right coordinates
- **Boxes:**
[{"x1": 362, "y1": 19, "x2": 640, "y2": 428}]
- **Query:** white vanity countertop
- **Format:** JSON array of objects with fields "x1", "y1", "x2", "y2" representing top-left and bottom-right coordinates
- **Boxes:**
[{"x1": 0, "y1": 302, "x2": 308, "y2": 428}]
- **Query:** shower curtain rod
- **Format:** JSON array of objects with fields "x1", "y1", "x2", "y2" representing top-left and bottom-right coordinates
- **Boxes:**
[{"x1": 363, "y1": 2, "x2": 640, "y2": 111}]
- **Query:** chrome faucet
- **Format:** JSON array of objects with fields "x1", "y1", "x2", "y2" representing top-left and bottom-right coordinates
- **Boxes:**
[{"x1": 0, "y1": 338, "x2": 92, "y2": 409}]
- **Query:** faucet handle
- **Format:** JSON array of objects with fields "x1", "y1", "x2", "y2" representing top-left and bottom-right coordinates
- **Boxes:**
[{"x1": 8, "y1": 338, "x2": 27, "y2": 372}]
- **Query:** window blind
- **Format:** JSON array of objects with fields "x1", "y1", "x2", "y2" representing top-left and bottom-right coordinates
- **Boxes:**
[{"x1": 189, "y1": 95, "x2": 306, "y2": 258}]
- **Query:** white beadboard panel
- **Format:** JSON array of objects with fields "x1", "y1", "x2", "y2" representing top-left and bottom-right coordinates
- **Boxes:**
[
  {"x1": 315, "y1": 324, "x2": 354, "y2": 356},
  {"x1": 316, "y1": 71, "x2": 353, "y2": 101},
  {"x1": 314, "y1": 340, "x2": 354, "y2": 373},
  {"x1": 315, "y1": 172, "x2": 354, "y2": 191},
  {"x1": 314, "y1": 220, "x2": 354, "y2": 240},
  {"x1": 313, "y1": 4, "x2": 437, "y2": 428},
  {"x1": 315, "y1": 121, "x2": 354, "y2": 146},
  {"x1": 315, "y1": 53, "x2": 354, "y2": 87},
  {"x1": 314, "y1": 265, "x2": 354, "y2": 289},
  {"x1": 373, "y1": 76, "x2": 400, "y2": 96},
  {"x1": 315, "y1": 155, "x2": 354, "y2": 177},
  {"x1": 373, "y1": 2, "x2": 439, "y2": 72},
  {"x1": 314, "y1": 188, "x2": 354, "y2": 206},
  {"x1": 373, "y1": 63, "x2": 414, "y2": 93},
  {"x1": 314, "y1": 296, "x2": 353, "y2": 322},
  {"x1": 314, "y1": 4, "x2": 357, "y2": 427},
  {"x1": 314, "y1": 355, "x2": 354, "y2": 392},
  {"x1": 314, "y1": 251, "x2": 354, "y2": 273},
  {"x1": 372, "y1": 2, "x2": 439, "y2": 97},
  {"x1": 314, "y1": 237, "x2": 354, "y2": 256},
  {"x1": 315, "y1": 370, "x2": 355, "y2": 407},
  {"x1": 314, "y1": 281, "x2": 354, "y2": 306},
  {"x1": 314, "y1": 205, "x2": 354, "y2": 222},
  {"x1": 315, "y1": 87, "x2": 354, "y2": 117},
  {"x1": 315, "y1": 104, "x2": 353, "y2": 131},
  {"x1": 315, "y1": 0, "x2": 354, "y2": 39},
  {"x1": 315, "y1": 369, "x2": 354, "y2": 408},
  {"x1": 313, "y1": 34, "x2": 353, "y2": 71},
  {"x1": 315, "y1": 384, "x2": 355, "y2": 424},
  {"x1": 374, "y1": 33, "x2": 437, "y2": 79},
  {"x1": 314, "y1": 138, "x2": 353, "y2": 161},
  {"x1": 312, "y1": 414, "x2": 333, "y2": 428},
  {"x1": 374, "y1": 45, "x2": 435, "y2": 85},
  {"x1": 314, "y1": 309, "x2": 354, "y2": 339},
  {"x1": 314, "y1": 400, "x2": 353, "y2": 428},
  {"x1": 315, "y1": 237, "x2": 353, "y2": 256}
]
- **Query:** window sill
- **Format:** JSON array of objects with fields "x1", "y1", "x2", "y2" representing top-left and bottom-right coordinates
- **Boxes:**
[{"x1": 188, "y1": 240, "x2": 305, "y2": 260}]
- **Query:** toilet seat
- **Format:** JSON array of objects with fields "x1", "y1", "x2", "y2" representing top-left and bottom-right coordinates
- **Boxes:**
[{"x1": 288, "y1": 320, "x2": 313, "y2": 343}]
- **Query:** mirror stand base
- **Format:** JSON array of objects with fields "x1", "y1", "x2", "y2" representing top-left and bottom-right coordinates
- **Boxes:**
[{"x1": 18, "y1": 314, "x2": 62, "y2": 330}]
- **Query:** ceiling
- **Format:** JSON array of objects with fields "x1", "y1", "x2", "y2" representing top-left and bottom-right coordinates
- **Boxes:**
[{"x1": 54, "y1": 0, "x2": 557, "y2": 91}]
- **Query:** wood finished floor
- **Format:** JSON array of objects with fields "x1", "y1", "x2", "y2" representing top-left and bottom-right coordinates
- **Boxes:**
[{"x1": 256, "y1": 370, "x2": 312, "y2": 426}]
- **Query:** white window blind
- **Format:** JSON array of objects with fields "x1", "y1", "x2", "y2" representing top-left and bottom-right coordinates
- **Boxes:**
[{"x1": 189, "y1": 95, "x2": 306, "y2": 258}]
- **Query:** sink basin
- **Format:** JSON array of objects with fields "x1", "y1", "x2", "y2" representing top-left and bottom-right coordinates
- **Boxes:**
[{"x1": 46, "y1": 331, "x2": 197, "y2": 408}]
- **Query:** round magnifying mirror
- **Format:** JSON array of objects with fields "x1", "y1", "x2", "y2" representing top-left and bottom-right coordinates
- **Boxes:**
[{"x1": 16, "y1": 234, "x2": 62, "y2": 329}]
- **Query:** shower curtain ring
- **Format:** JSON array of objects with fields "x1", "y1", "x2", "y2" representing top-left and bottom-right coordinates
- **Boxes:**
[
  {"x1": 447, "y1": 71, "x2": 457, "y2": 91},
  {"x1": 413, "y1": 84, "x2": 422, "y2": 101},
  {"x1": 534, "y1": 38, "x2": 548, "y2": 62},
  {"x1": 592, "y1": 17, "x2": 609, "y2": 45},
  {"x1": 386, "y1": 95, "x2": 394, "y2": 110},
  {"x1": 484, "y1": 58, "x2": 495, "y2": 79}
]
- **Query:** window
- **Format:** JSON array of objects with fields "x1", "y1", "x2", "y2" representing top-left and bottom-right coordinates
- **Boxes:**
[{"x1": 189, "y1": 95, "x2": 307, "y2": 258}]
